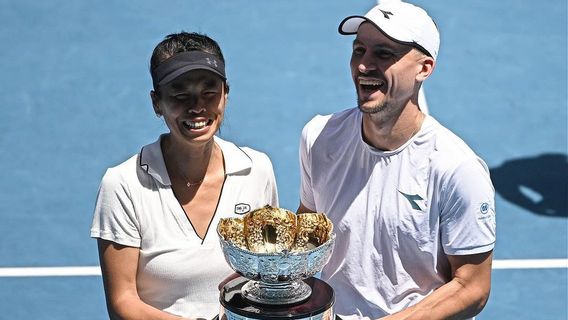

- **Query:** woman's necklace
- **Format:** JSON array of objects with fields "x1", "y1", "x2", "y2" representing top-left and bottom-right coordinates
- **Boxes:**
[
  {"x1": 185, "y1": 179, "x2": 204, "y2": 188},
  {"x1": 179, "y1": 171, "x2": 205, "y2": 188}
]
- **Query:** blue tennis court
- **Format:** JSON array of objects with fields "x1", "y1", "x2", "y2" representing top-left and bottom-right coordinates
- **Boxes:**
[{"x1": 0, "y1": 0, "x2": 566, "y2": 319}]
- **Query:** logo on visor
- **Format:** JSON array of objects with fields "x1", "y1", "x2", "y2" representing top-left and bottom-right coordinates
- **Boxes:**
[
  {"x1": 206, "y1": 57, "x2": 218, "y2": 67},
  {"x1": 235, "y1": 203, "x2": 251, "y2": 215}
]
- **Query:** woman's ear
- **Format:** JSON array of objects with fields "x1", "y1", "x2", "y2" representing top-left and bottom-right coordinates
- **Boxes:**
[
  {"x1": 150, "y1": 90, "x2": 161, "y2": 116},
  {"x1": 223, "y1": 83, "x2": 230, "y2": 106}
]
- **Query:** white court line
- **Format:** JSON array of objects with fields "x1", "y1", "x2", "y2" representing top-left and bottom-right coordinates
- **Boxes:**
[
  {"x1": 492, "y1": 259, "x2": 568, "y2": 270},
  {"x1": 0, "y1": 266, "x2": 101, "y2": 277},
  {"x1": 0, "y1": 259, "x2": 566, "y2": 277}
]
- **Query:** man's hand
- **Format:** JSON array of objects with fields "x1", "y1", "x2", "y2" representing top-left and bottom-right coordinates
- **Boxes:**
[{"x1": 218, "y1": 272, "x2": 241, "y2": 290}]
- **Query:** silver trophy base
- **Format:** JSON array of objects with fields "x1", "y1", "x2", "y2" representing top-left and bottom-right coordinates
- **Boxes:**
[
  {"x1": 221, "y1": 276, "x2": 335, "y2": 320},
  {"x1": 241, "y1": 279, "x2": 312, "y2": 305}
]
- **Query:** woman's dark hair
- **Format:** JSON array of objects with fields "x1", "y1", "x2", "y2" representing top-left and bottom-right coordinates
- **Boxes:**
[{"x1": 150, "y1": 32, "x2": 229, "y2": 93}]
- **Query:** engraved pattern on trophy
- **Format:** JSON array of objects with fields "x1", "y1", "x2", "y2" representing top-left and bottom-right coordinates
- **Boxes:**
[{"x1": 217, "y1": 205, "x2": 336, "y2": 307}]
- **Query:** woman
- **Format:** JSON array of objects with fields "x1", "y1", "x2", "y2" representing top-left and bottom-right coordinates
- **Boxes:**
[{"x1": 90, "y1": 32, "x2": 278, "y2": 319}]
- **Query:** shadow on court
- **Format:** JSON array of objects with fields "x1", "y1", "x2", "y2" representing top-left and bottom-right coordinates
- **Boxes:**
[{"x1": 490, "y1": 153, "x2": 568, "y2": 218}]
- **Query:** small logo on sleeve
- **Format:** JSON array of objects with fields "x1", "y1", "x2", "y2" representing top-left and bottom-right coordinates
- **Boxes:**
[
  {"x1": 235, "y1": 203, "x2": 251, "y2": 215},
  {"x1": 477, "y1": 201, "x2": 495, "y2": 220}
]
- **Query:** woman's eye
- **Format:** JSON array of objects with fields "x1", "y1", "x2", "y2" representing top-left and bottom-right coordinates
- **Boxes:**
[
  {"x1": 203, "y1": 91, "x2": 218, "y2": 98},
  {"x1": 174, "y1": 95, "x2": 189, "y2": 101}
]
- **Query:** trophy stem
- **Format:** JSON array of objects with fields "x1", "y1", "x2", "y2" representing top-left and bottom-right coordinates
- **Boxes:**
[{"x1": 241, "y1": 279, "x2": 312, "y2": 305}]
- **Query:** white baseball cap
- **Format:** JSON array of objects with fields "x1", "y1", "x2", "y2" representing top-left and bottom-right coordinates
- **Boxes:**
[{"x1": 338, "y1": 1, "x2": 440, "y2": 60}]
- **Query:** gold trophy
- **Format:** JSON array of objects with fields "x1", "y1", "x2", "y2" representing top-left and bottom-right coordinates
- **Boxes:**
[{"x1": 218, "y1": 205, "x2": 335, "y2": 319}]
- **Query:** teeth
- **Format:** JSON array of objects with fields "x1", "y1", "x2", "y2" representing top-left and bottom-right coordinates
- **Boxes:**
[
  {"x1": 184, "y1": 120, "x2": 208, "y2": 129},
  {"x1": 360, "y1": 79, "x2": 383, "y2": 86}
]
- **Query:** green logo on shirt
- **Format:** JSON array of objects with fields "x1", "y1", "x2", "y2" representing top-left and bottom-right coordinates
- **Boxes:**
[{"x1": 398, "y1": 190, "x2": 424, "y2": 211}]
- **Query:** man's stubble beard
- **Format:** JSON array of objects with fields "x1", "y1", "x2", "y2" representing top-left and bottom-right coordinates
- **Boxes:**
[{"x1": 357, "y1": 98, "x2": 388, "y2": 114}]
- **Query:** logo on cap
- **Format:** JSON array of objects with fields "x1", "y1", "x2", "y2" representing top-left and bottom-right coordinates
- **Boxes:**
[{"x1": 379, "y1": 9, "x2": 393, "y2": 19}]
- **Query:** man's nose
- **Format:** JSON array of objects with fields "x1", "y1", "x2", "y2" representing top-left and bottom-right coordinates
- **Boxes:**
[{"x1": 358, "y1": 59, "x2": 376, "y2": 74}]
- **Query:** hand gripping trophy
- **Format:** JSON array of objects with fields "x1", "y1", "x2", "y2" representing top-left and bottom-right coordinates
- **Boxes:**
[{"x1": 217, "y1": 205, "x2": 336, "y2": 320}]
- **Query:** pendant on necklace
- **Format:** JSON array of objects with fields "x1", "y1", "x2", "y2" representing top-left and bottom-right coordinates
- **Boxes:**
[{"x1": 186, "y1": 180, "x2": 203, "y2": 188}]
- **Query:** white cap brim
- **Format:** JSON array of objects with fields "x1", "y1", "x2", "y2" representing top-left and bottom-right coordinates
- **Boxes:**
[{"x1": 337, "y1": 2, "x2": 440, "y2": 60}]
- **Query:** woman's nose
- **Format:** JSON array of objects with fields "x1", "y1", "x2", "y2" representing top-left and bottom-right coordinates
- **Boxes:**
[
  {"x1": 186, "y1": 99, "x2": 206, "y2": 114},
  {"x1": 187, "y1": 106, "x2": 206, "y2": 114},
  {"x1": 181, "y1": 95, "x2": 201, "y2": 111}
]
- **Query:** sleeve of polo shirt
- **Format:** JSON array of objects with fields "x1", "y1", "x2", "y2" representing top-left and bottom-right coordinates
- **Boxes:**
[
  {"x1": 90, "y1": 168, "x2": 141, "y2": 247},
  {"x1": 439, "y1": 157, "x2": 496, "y2": 255},
  {"x1": 299, "y1": 122, "x2": 316, "y2": 211}
]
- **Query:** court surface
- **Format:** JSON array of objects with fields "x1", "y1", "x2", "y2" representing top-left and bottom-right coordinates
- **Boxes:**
[{"x1": 0, "y1": 0, "x2": 566, "y2": 319}]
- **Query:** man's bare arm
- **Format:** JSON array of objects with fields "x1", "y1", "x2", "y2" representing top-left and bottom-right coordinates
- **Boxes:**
[{"x1": 382, "y1": 250, "x2": 493, "y2": 320}]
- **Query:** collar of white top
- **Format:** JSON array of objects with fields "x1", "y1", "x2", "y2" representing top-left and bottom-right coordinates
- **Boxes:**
[{"x1": 139, "y1": 135, "x2": 252, "y2": 186}]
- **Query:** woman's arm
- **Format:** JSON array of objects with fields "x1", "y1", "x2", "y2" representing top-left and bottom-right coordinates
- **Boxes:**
[
  {"x1": 97, "y1": 239, "x2": 191, "y2": 320},
  {"x1": 382, "y1": 250, "x2": 493, "y2": 320}
]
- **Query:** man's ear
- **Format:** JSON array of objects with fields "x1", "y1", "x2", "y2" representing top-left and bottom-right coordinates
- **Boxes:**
[
  {"x1": 416, "y1": 56, "x2": 435, "y2": 82},
  {"x1": 150, "y1": 90, "x2": 161, "y2": 116}
]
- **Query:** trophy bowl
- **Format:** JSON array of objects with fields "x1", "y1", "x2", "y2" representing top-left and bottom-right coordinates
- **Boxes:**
[{"x1": 218, "y1": 205, "x2": 335, "y2": 305}]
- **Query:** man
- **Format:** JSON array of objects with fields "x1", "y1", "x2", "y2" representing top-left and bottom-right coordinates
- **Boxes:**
[
  {"x1": 297, "y1": 2, "x2": 496, "y2": 319},
  {"x1": 376, "y1": 0, "x2": 429, "y2": 115}
]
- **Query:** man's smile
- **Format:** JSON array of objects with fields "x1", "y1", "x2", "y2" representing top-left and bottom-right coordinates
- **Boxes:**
[{"x1": 358, "y1": 76, "x2": 385, "y2": 100}]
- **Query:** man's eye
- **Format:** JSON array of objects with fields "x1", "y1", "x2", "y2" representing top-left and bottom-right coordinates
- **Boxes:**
[
  {"x1": 352, "y1": 47, "x2": 365, "y2": 55},
  {"x1": 376, "y1": 50, "x2": 395, "y2": 59}
]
